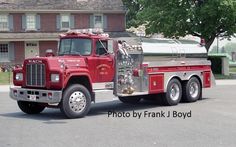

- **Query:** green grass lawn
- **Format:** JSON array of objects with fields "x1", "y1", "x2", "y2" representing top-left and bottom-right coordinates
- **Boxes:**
[
  {"x1": 0, "y1": 72, "x2": 12, "y2": 85},
  {"x1": 230, "y1": 67, "x2": 236, "y2": 73},
  {"x1": 214, "y1": 74, "x2": 234, "y2": 79}
]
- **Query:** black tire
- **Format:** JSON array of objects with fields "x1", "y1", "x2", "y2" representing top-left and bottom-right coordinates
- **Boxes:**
[
  {"x1": 182, "y1": 77, "x2": 201, "y2": 102},
  {"x1": 17, "y1": 101, "x2": 45, "y2": 114},
  {"x1": 118, "y1": 96, "x2": 141, "y2": 104},
  {"x1": 163, "y1": 78, "x2": 182, "y2": 106},
  {"x1": 60, "y1": 84, "x2": 91, "y2": 119}
]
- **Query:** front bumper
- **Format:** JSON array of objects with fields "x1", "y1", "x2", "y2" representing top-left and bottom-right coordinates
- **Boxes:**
[{"x1": 10, "y1": 87, "x2": 62, "y2": 104}]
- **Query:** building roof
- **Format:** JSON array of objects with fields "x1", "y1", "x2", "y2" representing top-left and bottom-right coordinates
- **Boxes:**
[
  {"x1": 0, "y1": 32, "x2": 133, "y2": 41},
  {"x1": 0, "y1": 0, "x2": 125, "y2": 12},
  {"x1": 0, "y1": 33, "x2": 60, "y2": 41}
]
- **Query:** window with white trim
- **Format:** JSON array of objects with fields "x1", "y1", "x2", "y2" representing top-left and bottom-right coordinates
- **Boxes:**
[
  {"x1": 26, "y1": 14, "x2": 36, "y2": 30},
  {"x1": 0, "y1": 43, "x2": 9, "y2": 61},
  {"x1": 0, "y1": 15, "x2": 8, "y2": 31},
  {"x1": 94, "y1": 14, "x2": 103, "y2": 28},
  {"x1": 61, "y1": 14, "x2": 70, "y2": 30}
]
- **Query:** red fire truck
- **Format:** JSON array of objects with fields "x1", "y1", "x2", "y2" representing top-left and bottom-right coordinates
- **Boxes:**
[{"x1": 10, "y1": 29, "x2": 215, "y2": 118}]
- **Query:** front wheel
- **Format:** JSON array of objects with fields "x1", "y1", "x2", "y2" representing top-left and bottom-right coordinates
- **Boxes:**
[
  {"x1": 17, "y1": 101, "x2": 45, "y2": 114},
  {"x1": 60, "y1": 84, "x2": 91, "y2": 119}
]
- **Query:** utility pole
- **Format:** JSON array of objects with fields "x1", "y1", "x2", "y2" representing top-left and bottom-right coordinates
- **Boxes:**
[{"x1": 217, "y1": 36, "x2": 219, "y2": 53}]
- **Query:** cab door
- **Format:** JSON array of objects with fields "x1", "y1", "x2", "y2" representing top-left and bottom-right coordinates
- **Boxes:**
[{"x1": 94, "y1": 39, "x2": 114, "y2": 82}]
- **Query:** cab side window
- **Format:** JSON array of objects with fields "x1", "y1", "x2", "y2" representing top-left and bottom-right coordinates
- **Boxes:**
[{"x1": 96, "y1": 40, "x2": 108, "y2": 56}]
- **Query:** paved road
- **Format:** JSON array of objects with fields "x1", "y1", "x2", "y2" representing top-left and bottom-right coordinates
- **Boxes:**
[{"x1": 0, "y1": 85, "x2": 236, "y2": 147}]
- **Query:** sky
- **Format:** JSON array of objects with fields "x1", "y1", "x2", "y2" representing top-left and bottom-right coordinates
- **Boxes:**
[
  {"x1": 211, "y1": 36, "x2": 236, "y2": 48},
  {"x1": 183, "y1": 35, "x2": 236, "y2": 51}
]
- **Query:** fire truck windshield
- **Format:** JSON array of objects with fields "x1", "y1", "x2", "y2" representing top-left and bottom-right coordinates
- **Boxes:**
[{"x1": 58, "y1": 38, "x2": 92, "y2": 56}]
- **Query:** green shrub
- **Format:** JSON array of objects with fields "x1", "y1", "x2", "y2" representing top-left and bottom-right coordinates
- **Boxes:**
[{"x1": 208, "y1": 56, "x2": 223, "y2": 74}]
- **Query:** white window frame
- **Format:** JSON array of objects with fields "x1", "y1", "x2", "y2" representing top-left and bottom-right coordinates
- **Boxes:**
[
  {"x1": 26, "y1": 14, "x2": 36, "y2": 31},
  {"x1": 0, "y1": 43, "x2": 9, "y2": 62},
  {"x1": 94, "y1": 14, "x2": 103, "y2": 29},
  {"x1": 0, "y1": 14, "x2": 9, "y2": 31},
  {"x1": 60, "y1": 14, "x2": 70, "y2": 30}
]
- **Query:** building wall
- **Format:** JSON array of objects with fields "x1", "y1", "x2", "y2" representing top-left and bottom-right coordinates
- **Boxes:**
[
  {"x1": 107, "y1": 14, "x2": 125, "y2": 32},
  {"x1": 40, "y1": 13, "x2": 57, "y2": 32},
  {"x1": 39, "y1": 41, "x2": 58, "y2": 56},
  {"x1": 6, "y1": 41, "x2": 58, "y2": 65},
  {"x1": 1, "y1": 12, "x2": 126, "y2": 64},
  {"x1": 12, "y1": 13, "x2": 23, "y2": 32},
  {"x1": 14, "y1": 41, "x2": 25, "y2": 64},
  {"x1": 6, "y1": 13, "x2": 126, "y2": 33},
  {"x1": 73, "y1": 13, "x2": 90, "y2": 29}
]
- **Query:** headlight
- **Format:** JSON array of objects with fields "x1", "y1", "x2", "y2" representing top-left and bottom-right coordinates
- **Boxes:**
[
  {"x1": 15, "y1": 73, "x2": 23, "y2": 81},
  {"x1": 51, "y1": 74, "x2": 60, "y2": 83}
]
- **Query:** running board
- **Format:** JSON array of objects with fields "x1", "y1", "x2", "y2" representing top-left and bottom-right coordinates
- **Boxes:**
[
  {"x1": 92, "y1": 82, "x2": 114, "y2": 90},
  {"x1": 94, "y1": 89, "x2": 113, "y2": 93}
]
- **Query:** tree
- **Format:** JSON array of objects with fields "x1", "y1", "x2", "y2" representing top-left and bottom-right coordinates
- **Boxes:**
[
  {"x1": 122, "y1": 0, "x2": 141, "y2": 28},
  {"x1": 138, "y1": 0, "x2": 236, "y2": 51}
]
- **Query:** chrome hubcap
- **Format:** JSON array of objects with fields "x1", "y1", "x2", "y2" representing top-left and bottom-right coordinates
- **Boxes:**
[
  {"x1": 69, "y1": 91, "x2": 86, "y2": 113},
  {"x1": 170, "y1": 83, "x2": 180, "y2": 101},
  {"x1": 189, "y1": 82, "x2": 199, "y2": 98}
]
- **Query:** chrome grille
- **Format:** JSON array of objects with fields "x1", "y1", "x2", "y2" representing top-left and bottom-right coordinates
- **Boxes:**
[{"x1": 26, "y1": 64, "x2": 46, "y2": 87}]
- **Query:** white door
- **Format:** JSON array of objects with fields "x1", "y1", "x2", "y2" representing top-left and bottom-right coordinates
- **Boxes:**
[{"x1": 25, "y1": 42, "x2": 39, "y2": 59}]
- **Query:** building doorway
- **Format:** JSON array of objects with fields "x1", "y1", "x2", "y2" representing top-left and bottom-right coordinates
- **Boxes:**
[{"x1": 25, "y1": 42, "x2": 39, "y2": 59}]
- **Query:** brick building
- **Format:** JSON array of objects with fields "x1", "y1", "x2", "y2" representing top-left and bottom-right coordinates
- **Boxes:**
[{"x1": 0, "y1": 0, "x2": 126, "y2": 64}]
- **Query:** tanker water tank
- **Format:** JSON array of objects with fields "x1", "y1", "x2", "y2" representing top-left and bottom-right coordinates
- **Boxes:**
[{"x1": 142, "y1": 38, "x2": 207, "y2": 61}]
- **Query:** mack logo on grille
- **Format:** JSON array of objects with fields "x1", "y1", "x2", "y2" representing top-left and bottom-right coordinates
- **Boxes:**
[{"x1": 28, "y1": 59, "x2": 43, "y2": 63}]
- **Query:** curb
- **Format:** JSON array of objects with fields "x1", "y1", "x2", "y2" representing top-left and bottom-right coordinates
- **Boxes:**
[
  {"x1": 0, "y1": 85, "x2": 11, "y2": 92},
  {"x1": 215, "y1": 80, "x2": 236, "y2": 86}
]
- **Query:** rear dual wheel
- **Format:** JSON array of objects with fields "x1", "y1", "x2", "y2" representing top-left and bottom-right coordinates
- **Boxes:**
[
  {"x1": 163, "y1": 77, "x2": 201, "y2": 105},
  {"x1": 182, "y1": 77, "x2": 201, "y2": 102},
  {"x1": 119, "y1": 77, "x2": 201, "y2": 106},
  {"x1": 162, "y1": 78, "x2": 182, "y2": 106}
]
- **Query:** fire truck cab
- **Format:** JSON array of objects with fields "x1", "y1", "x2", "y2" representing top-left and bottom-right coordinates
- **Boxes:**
[{"x1": 10, "y1": 29, "x2": 215, "y2": 119}]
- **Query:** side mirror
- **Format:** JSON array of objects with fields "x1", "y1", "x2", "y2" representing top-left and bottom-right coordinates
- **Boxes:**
[
  {"x1": 45, "y1": 49, "x2": 55, "y2": 57},
  {"x1": 108, "y1": 40, "x2": 114, "y2": 54}
]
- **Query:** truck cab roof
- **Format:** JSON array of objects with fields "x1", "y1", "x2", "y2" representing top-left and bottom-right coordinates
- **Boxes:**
[{"x1": 59, "y1": 29, "x2": 110, "y2": 40}]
